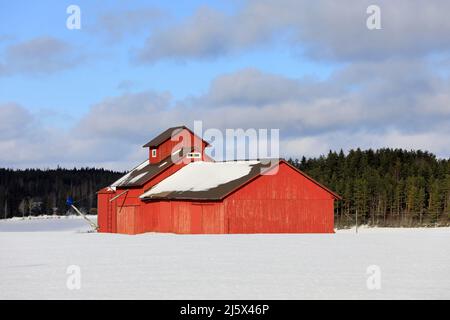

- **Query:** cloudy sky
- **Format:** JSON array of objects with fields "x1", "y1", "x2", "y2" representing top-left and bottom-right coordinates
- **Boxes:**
[{"x1": 0, "y1": 0, "x2": 449, "y2": 170}]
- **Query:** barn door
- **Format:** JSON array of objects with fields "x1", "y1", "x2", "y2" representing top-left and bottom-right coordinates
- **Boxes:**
[{"x1": 116, "y1": 206, "x2": 136, "y2": 234}]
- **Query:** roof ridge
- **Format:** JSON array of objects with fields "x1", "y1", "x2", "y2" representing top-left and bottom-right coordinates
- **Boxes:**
[{"x1": 142, "y1": 126, "x2": 210, "y2": 148}]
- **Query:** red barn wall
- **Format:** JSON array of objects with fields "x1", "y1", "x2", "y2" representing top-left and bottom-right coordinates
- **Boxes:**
[
  {"x1": 97, "y1": 189, "x2": 114, "y2": 233},
  {"x1": 137, "y1": 201, "x2": 225, "y2": 234},
  {"x1": 223, "y1": 162, "x2": 335, "y2": 233}
]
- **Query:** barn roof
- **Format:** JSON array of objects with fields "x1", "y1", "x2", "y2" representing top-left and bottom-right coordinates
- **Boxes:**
[
  {"x1": 110, "y1": 159, "x2": 170, "y2": 189},
  {"x1": 110, "y1": 149, "x2": 187, "y2": 189},
  {"x1": 142, "y1": 126, "x2": 210, "y2": 148},
  {"x1": 139, "y1": 160, "x2": 273, "y2": 200},
  {"x1": 139, "y1": 159, "x2": 341, "y2": 201}
]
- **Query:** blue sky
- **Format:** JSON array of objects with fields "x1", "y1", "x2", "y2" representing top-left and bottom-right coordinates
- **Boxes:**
[{"x1": 1, "y1": 1, "x2": 449, "y2": 169}]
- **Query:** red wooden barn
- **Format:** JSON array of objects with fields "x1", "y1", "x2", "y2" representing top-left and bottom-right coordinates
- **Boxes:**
[{"x1": 97, "y1": 126, "x2": 340, "y2": 234}]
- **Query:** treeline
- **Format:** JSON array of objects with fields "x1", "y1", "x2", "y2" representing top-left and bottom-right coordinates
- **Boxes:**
[
  {"x1": 1, "y1": 149, "x2": 449, "y2": 227},
  {"x1": 289, "y1": 148, "x2": 450, "y2": 227},
  {"x1": 0, "y1": 168, "x2": 123, "y2": 219}
]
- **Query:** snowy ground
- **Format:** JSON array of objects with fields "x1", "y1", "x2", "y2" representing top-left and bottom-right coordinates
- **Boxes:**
[{"x1": 0, "y1": 216, "x2": 449, "y2": 299}]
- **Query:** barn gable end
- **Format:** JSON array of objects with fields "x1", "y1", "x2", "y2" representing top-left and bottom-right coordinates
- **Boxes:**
[{"x1": 223, "y1": 162, "x2": 336, "y2": 233}]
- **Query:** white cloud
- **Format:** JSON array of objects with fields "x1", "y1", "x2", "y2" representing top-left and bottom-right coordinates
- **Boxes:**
[
  {"x1": 93, "y1": 7, "x2": 164, "y2": 42},
  {"x1": 0, "y1": 103, "x2": 35, "y2": 139},
  {"x1": 0, "y1": 37, "x2": 83, "y2": 76},
  {"x1": 136, "y1": 0, "x2": 450, "y2": 63}
]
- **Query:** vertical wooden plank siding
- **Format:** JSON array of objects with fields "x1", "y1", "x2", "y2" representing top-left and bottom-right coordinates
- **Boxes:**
[
  {"x1": 190, "y1": 204, "x2": 203, "y2": 234},
  {"x1": 172, "y1": 202, "x2": 191, "y2": 234},
  {"x1": 116, "y1": 206, "x2": 136, "y2": 234},
  {"x1": 97, "y1": 189, "x2": 118, "y2": 233},
  {"x1": 97, "y1": 190, "x2": 110, "y2": 232},
  {"x1": 201, "y1": 203, "x2": 225, "y2": 233}
]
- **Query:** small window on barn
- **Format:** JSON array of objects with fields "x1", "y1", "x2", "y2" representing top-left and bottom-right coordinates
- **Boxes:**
[
  {"x1": 187, "y1": 152, "x2": 201, "y2": 159},
  {"x1": 151, "y1": 149, "x2": 157, "y2": 157}
]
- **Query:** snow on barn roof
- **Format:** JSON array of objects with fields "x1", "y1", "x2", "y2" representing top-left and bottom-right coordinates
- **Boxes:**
[
  {"x1": 140, "y1": 160, "x2": 276, "y2": 200},
  {"x1": 110, "y1": 157, "x2": 172, "y2": 189},
  {"x1": 110, "y1": 160, "x2": 148, "y2": 189},
  {"x1": 110, "y1": 147, "x2": 208, "y2": 189}
]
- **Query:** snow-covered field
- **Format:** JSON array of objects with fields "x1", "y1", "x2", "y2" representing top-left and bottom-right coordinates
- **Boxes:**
[{"x1": 0, "y1": 216, "x2": 449, "y2": 299}]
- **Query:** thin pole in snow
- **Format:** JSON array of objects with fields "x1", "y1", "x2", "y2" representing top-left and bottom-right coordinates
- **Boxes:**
[
  {"x1": 355, "y1": 208, "x2": 358, "y2": 234},
  {"x1": 71, "y1": 204, "x2": 98, "y2": 230}
]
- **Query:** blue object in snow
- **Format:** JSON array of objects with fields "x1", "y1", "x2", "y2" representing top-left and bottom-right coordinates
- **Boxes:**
[{"x1": 66, "y1": 197, "x2": 74, "y2": 206}]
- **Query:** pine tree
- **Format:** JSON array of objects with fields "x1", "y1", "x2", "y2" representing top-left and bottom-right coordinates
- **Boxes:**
[
  {"x1": 427, "y1": 179, "x2": 441, "y2": 225},
  {"x1": 443, "y1": 175, "x2": 450, "y2": 223}
]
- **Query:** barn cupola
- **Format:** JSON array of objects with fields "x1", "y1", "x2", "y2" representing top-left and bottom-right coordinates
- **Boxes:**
[{"x1": 142, "y1": 126, "x2": 211, "y2": 164}]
